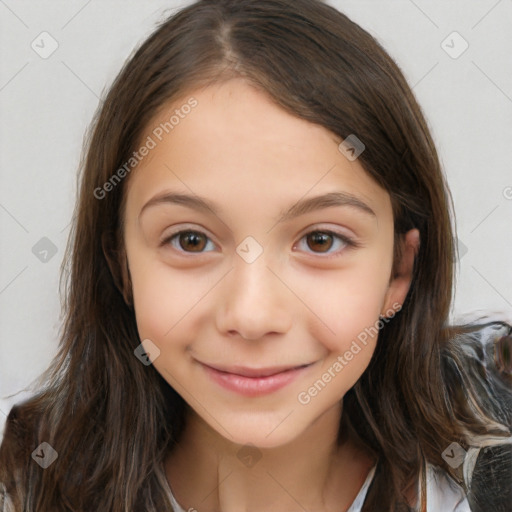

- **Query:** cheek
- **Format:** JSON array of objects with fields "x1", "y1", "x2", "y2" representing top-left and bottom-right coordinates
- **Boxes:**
[
  {"x1": 297, "y1": 262, "x2": 391, "y2": 354},
  {"x1": 128, "y1": 246, "x2": 180, "y2": 338},
  {"x1": 129, "y1": 254, "x2": 216, "y2": 346},
  {"x1": 298, "y1": 275, "x2": 387, "y2": 405}
]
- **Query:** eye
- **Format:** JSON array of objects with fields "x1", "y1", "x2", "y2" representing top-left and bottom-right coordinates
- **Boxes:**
[
  {"x1": 294, "y1": 229, "x2": 357, "y2": 257},
  {"x1": 160, "y1": 228, "x2": 358, "y2": 257},
  {"x1": 161, "y1": 230, "x2": 216, "y2": 253}
]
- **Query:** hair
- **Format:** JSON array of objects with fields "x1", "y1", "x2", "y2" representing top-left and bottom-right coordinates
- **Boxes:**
[{"x1": 1, "y1": 1, "x2": 510, "y2": 511}]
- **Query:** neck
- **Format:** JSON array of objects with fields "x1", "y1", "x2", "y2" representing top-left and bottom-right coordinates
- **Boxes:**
[{"x1": 164, "y1": 402, "x2": 376, "y2": 512}]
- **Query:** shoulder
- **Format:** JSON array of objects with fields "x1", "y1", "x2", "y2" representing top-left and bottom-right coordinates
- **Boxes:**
[
  {"x1": 426, "y1": 463, "x2": 470, "y2": 512},
  {"x1": 0, "y1": 400, "x2": 42, "y2": 460},
  {"x1": 441, "y1": 314, "x2": 512, "y2": 512},
  {"x1": 0, "y1": 398, "x2": 44, "y2": 506},
  {"x1": 446, "y1": 315, "x2": 512, "y2": 426},
  {"x1": 447, "y1": 312, "x2": 511, "y2": 362},
  {"x1": 1, "y1": 403, "x2": 33, "y2": 464},
  {"x1": 466, "y1": 442, "x2": 512, "y2": 512},
  {"x1": 426, "y1": 448, "x2": 512, "y2": 512}
]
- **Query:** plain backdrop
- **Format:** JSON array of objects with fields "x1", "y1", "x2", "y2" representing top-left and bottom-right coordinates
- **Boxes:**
[{"x1": 1, "y1": 0, "x2": 511, "y2": 438}]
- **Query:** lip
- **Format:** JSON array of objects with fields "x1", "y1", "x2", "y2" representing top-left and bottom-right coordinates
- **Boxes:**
[{"x1": 199, "y1": 362, "x2": 314, "y2": 397}]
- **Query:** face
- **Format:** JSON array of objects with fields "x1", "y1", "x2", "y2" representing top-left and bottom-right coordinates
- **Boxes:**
[{"x1": 122, "y1": 78, "x2": 416, "y2": 448}]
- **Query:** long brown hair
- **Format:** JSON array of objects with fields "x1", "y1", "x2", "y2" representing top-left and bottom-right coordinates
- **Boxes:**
[{"x1": 1, "y1": 1, "x2": 510, "y2": 510}]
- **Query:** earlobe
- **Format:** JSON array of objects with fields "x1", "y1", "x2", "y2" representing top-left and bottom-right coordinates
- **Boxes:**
[
  {"x1": 101, "y1": 231, "x2": 134, "y2": 308},
  {"x1": 381, "y1": 228, "x2": 420, "y2": 317}
]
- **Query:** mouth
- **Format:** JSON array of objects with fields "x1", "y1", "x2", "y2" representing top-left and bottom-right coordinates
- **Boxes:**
[
  {"x1": 203, "y1": 363, "x2": 312, "y2": 378},
  {"x1": 198, "y1": 361, "x2": 315, "y2": 396}
]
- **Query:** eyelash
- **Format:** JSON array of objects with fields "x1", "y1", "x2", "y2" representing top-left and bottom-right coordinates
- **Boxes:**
[{"x1": 160, "y1": 228, "x2": 359, "y2": 259}]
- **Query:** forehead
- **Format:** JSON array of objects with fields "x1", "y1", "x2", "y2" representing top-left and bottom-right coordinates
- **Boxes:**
[{"x1": 124, "y1": 78, "x2": 392, "y2": 222}]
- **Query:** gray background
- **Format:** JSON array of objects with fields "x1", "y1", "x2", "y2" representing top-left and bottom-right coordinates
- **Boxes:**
[{"x1": 1, "y1": 0, "x2": 512, "y2": 438}]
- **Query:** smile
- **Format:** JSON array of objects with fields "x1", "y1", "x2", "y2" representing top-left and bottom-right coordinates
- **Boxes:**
[{"x1": 199, "y1": 362, "x2": 314, "y2": 397}]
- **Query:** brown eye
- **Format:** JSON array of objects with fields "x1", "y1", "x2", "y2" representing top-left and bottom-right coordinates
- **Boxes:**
[
  {"x1": 294, "y1": 229, "x2": 356, "y2": 258},
  {"x1": 306, "y1": 232, "x2": 334, "y2": 253},
  {"x1": 162, "y1": 230, "x2": 215, "y2": 253},
  {"x1": 178, "y1": 231, "x2": 207, "y2": 252}
]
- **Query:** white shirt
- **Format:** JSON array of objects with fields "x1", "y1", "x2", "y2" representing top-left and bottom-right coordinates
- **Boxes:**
[{"x1": 164, "y1": 462, "x2": 470, "y2": 512}]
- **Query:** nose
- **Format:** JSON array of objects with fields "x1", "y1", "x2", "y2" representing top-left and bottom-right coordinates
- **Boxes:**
[{"x1": 215, "y1": 253, "x2": 293, "y2": 341}]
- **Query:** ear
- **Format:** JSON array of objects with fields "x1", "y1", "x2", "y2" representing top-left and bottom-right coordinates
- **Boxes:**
[
  {"x1": 102, "y1": 231, "x2": 133, "y2": 308},
  {"x1": 381, "y1": 228, "x2": 420, "y2": 317}
]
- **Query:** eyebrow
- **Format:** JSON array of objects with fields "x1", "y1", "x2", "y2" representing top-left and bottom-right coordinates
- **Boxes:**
[{"x1": 139, "y1": 190, "x2": 376, "y2": 223}]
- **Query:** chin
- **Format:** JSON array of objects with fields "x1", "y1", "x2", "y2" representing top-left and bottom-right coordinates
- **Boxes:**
[{"x1": 205, "y1": 409, "x2": 308, "y2": 450}]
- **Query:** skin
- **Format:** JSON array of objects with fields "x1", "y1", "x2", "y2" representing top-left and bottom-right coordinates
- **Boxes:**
[{"x1": 123, "y1": 78, "x2": 420, "y2": 512}]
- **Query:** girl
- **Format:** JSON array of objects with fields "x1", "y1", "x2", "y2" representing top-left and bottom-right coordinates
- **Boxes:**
[{"x1": 1, "y1": 1, "x2": 511, "y2": 510}]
